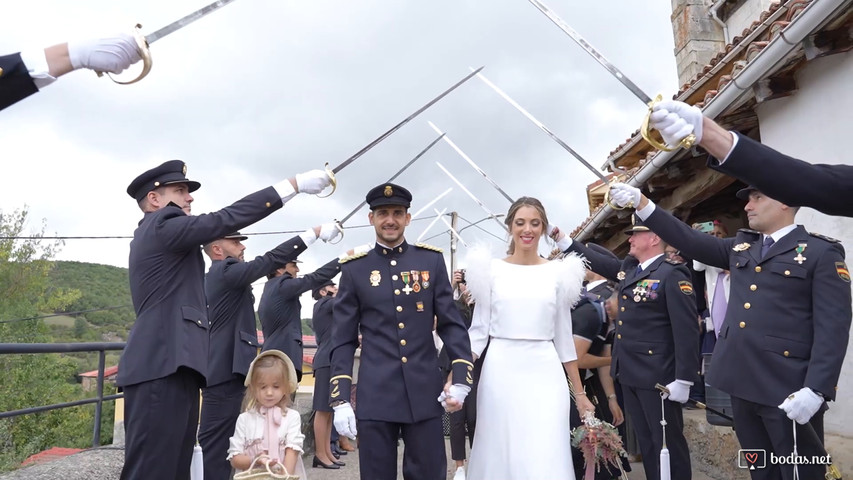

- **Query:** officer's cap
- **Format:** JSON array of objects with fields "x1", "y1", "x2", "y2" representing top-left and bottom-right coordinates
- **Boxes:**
[
  {"x1": 127, "y1": 160, "x2": 201, "y2": 202},
  {"x1": 312, "y1": 280, "x2": 336, "y2": 300},
  {"x1": 244, "y1": 349, "x2": 297, "y2": 393},
  {"x1": 623, "y1": 214, "x2": 651, "y2": 235},
  {"x1": 735, "y1": 185, "x2": 760, "y2": 200},
  {"x1": 366, "y1": 183, "x2": 412, "y2": 210},
  {"x1": 585, "y1": 242, "x2": 619, "y2": 262},
  {"x1": 223, "y1": 232, "x2": 248, "y2": 241}
]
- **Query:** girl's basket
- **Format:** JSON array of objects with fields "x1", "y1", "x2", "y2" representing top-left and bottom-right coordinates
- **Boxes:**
[{"x1": 233, "y1": 455, "x2": 299, "y2": 480}]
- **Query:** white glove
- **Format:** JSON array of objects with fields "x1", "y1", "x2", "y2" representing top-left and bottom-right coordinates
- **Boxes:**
[
  {"x1": 663, "y1": 379, "x2": 692, "y2": 404},
  {"x1": 778, "y1": 387, "x2": 823, "y2": 424},
  {"x1": 608, "y1": 183, "x2": 642, "y2": 209},
  {"x1": 438, "y1": 384, "x2": 471, "y2": 408},
  {"x1": 294, "y1": 169, "x2": 332, "y2": 194},
  {"x1": 68, "y1": 33, "x2": 141, "y2": 74},
  {"x1": 650, "y1": 100, "x2": 704, "y2": 145},
  {"x1": 332, "y1": 402, "x2": 358, "y2": 439},
  {"x1": 318, "y1": 222, "x2": 342, "y2": 243}
]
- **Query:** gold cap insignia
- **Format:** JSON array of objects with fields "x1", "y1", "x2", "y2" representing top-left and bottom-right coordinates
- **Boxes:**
[
  {"x1": 182, "y1": 164, "x2": 187, "y2": 175},
  {"x1": 384, "y1": 185, "x2": 393, "y2": 197}
]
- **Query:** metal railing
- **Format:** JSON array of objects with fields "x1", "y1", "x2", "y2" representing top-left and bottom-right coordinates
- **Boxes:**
[{"x1": 0, "y1": 342, "x2": 125, "y2": 447}]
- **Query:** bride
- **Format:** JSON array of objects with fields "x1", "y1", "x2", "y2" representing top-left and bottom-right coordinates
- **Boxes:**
[{"x1": 464, "y1": 196, "x2": 594, "y2": 480}]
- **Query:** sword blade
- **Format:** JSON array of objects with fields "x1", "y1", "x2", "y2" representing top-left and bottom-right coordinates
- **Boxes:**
[
  {"x1": 331, "y1": 66, "x2": 484, "y2": 174},
  {"x1": 472, "y1": 68, "x2": 610, "y2": 184},
  {"x1": 428, "y1": 121, "x2": 514, "y2": 204},
  {"x1": 435, "y1": 162, "x2": 508, "y2": 233},
  {"x1": 336, "y1": 133, "x2": 446, "y2": 226},
  {"x1": 145, "y1": 0, "x2": 239, "y2": 44},
  {"x1": 527, "y1": 0, "x2": 653, "y2": 105},
  {"x1": 411, "y1": 188, "x2": 453, "y2": 221}
]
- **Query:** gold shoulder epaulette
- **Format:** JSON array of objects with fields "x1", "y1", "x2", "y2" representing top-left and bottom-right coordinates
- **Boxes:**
[
  {"x1": 809, "y1": 232, "x2": 841, "y2": 243},
  {"x1": 415, "y1": 242, "x2": 443, "y2": 253},
  {"x1": 339, "y1": 251, "x2": 368, "y2": 264}
]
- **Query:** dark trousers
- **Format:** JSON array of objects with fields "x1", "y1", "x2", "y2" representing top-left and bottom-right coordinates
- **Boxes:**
[
  {"x1": 357, "y1": 416, "x2": 445, "y2": 480},
  {"x1": 198, "y1": 377, "x2": 245, "y2": 480},
  {"x1": 449, "y1": 356, "x2": 480, "y2": 461},
  {"x1": 622, "y1": 384, "x2": 691, "y2": 480},
  {"x1": 121, "y1": 367, "x2": 203, "y2": 480},
  {"x1": 731, "y1": 396, "x2": 827, "y2": 480}
]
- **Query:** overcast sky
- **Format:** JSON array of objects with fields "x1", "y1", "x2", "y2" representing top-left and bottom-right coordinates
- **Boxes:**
[{"x1": 1, "y1": 0, "x2": 680, "y2": 313}]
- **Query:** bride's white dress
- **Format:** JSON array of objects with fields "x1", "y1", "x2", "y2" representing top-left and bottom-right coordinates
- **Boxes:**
[{"x1": 466, "y1": 256, "x2": 585, "y2": 480}]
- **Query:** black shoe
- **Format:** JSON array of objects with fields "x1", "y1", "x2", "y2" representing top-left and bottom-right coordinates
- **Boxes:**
[
  {"x1": 333, "y1": 459, "x2": 346, "y2": 466},
  {"x1": 312, "y1": 456, "x2": 340, "y2": 469},
  {"x1": 332, "y1": 450, "x2": 341, "y2": 459},
  {"x1": 331, "y1": 443, "x2": 347, "y2": 456}
]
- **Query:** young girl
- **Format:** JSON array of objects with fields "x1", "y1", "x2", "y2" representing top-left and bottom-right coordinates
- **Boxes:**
[{"x1": 228, "y1": 349, "x2": 306, "y2": 478}]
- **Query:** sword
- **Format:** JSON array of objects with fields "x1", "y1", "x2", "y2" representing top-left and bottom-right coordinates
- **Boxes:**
[
  {"x1": 319, "y1": 66, "x2": 485, "y2": 197},
  {"x1": 436, "y1": 208, "x2": 468, "y2": 247},
  {"x1": 102, "y1": 0, "x2": 240, "y2": 84},
  {"x1": 435, "y1": 161, "x2": 508, "y2": 233},
  {"x1": 472, "y1": 68, "x2": 608, "y2": 184},
  {"x1": 411, "y1": 188, "x2": 453, "y2": 220},
  {"x1": 329, "y1": 133, "x2": 446, "y2": 244},
  {"x1": 471, "y1": 68, "x2": 631, "y2": 209},
  {"x1": 427, "y1": 121, "x2": 514, "y2": 204},
  {"x1": 654, "y1": 384, "x2": 733, "y2": 421},
  {"x1": 526, "y1": 0, "x2": 695, "y2": 152}
]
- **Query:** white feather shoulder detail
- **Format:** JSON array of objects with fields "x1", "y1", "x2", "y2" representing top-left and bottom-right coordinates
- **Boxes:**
[
  {"x1": 552, "y1": 252, "x2": 587, "y2": 308},
  {"x1": 463, "y1": 242, "x2": 494, "y2": 307}
]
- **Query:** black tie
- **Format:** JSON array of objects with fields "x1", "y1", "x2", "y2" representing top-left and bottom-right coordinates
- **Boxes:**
[
  {"x1": 761, "y1": 236, "x2": 775, "y2": 259},
  {"x1": 635, "y1": 265, "x2": 643, "y2": 277}
]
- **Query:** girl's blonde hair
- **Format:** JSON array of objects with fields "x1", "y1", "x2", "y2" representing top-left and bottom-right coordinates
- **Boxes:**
[
  {"x1": 504, "y1": 196, "x2": 549, "y2": 255},
  {"x1": 242, "y1": 355, "x2": 295, "y2": 412}
]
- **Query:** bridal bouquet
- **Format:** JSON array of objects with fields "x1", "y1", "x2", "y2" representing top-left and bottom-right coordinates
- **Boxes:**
[{"x1": 571, "y1": 412, "x2": 628, "y2": 480}]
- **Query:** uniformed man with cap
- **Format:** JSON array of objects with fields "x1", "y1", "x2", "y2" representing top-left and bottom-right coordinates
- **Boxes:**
[
  {"x1": 118, "y1": 159, "x2": 331, "y2": 480},
  {"x1": 199, "y1": 224, "x2": 340, "y2": 480},
  {"x1": 328, "y1": 183, "x2": 474, "y2": 480},
  {"x1": 1, "y1": 33, "x2": 141, "y2": 111},
  {"x1": 259, "y1": 254, "x2": 343, "y2": 383},
  {"x1": 609, "y1": 182, "x2": 852, "y2": 480},
  {"x1": 552, "y1": 217, "x2": 700, "y2": 480}
]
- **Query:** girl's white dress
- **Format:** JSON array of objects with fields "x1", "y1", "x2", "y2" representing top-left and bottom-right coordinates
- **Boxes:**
[
  {"x1": 466, "y1": 254, "x2": 585, "y2": 480},
  {"x1": 227, "y1": 407, "x2": 307, "y2": 479}
]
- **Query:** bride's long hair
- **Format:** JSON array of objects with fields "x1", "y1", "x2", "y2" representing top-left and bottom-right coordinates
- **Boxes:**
[{"x1": 504, "y1": 196, "x2": 549, "y2": 255}]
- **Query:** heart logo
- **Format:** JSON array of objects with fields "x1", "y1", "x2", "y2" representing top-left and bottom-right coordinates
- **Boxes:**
[{"x1": 745, "y1": 452, "x2": 759, "y2": 464}]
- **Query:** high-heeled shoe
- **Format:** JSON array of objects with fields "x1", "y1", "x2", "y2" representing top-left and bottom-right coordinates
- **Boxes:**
[
  {"x1": 312, "y1": 456, "x2": 340, "y2": 469},
  {"x1": 331, "y1": 449, "x2": 340, "y2": 460},
  {"x1": 331, "y1": 443, "x2": 347, "y2": 456},
  {"x1": 333, "y1": 459, "x2": 346, "y2": 466}
]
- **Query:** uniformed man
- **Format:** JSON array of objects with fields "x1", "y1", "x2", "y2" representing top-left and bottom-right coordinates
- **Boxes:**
[
  {"x1": 199, "y1": 225, "x2": 339, "y2": 480},
  {"x1": 610, "y1": 182, "x2": 852, "y2": 480},
  {"x1": 553, "y1": 220, "x2": 700, "y2": 480},
  {"x1": 119, "y1": 160, "x2": 331, "y2": 480},
  {"x1": 1, "y1": 33, "x2": 140, "y2": 111},
  {"x1": 328, "y1": 183, "x2": 474, "y2": 480},
  {"x1": 649, "y1": 99, "x2": 853, "y2": 217},
  {"x1": 259, "y1": 256, "x2": 342, "y2": 383}
]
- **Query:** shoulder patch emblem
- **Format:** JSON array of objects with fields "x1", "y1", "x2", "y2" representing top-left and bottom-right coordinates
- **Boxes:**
[
  {"x1": 836, "y1": 262, "x2": 850, "y2": 282},
  {"x1": 616, "y1": 271, "x2": 626, "y2": 281},
  {"x1": 339, "y1": 251, "x2": 368, "y2": 264},
  {"x1": 810, "y1": 232, "x2": 840, "y2": 243},
  {"x1": 732, "y1": 242, "x2": 751, "y2": 252},
  {"x1": 415, "y1": 242, "x2": 443, "y2": 253},
  {"x1": 678, "y1": 280, "x2": 694, "y2": 295}
]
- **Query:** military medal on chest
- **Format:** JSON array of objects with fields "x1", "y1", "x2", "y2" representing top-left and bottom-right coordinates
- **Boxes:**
[
  {"x1": 400, "y1": 271, "x2": 413, "y2": 295},
  {"x1": 632, "y1": 279, "x2": 660, "y2": 302},
  {"x1": 421, "y1": 270, "x2": 430, "y2": 289},
  {"x1": 793, "y1": 243, "x2": 808, "y2": 265},
  {"x1": 370, "y1": 270, "x2": 381, "y2": 287},
  {"x1": 411, "y1": 270, "x2": 421, "y2": 293},
  {"x1": 732, "y1": 242, "x2": 751, "y2": 252}
]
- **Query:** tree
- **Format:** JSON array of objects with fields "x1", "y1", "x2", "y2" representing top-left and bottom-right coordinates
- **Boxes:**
[{"x1": 0, "y1": 207, "x2": 102, "y2": 473}]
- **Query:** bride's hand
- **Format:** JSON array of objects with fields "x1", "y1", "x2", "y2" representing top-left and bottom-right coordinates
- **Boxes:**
[{"x1": 575, "y1": 393, "x2": 595, "y2": 418}]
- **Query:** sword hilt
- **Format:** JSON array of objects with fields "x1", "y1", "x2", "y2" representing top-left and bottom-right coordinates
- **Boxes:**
[
  {"x1": 640, "y1": 94, "x2": 697, "y2": 152},
  {"x1": 316, "y1": 162, "x2": 337, "y2": 198},
  {"x1": 327, "y1": 220, "x2": 344, "y2": 245},
  {"x1": 97, "y1": 24, "x2": 153, "y2": 85}
]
